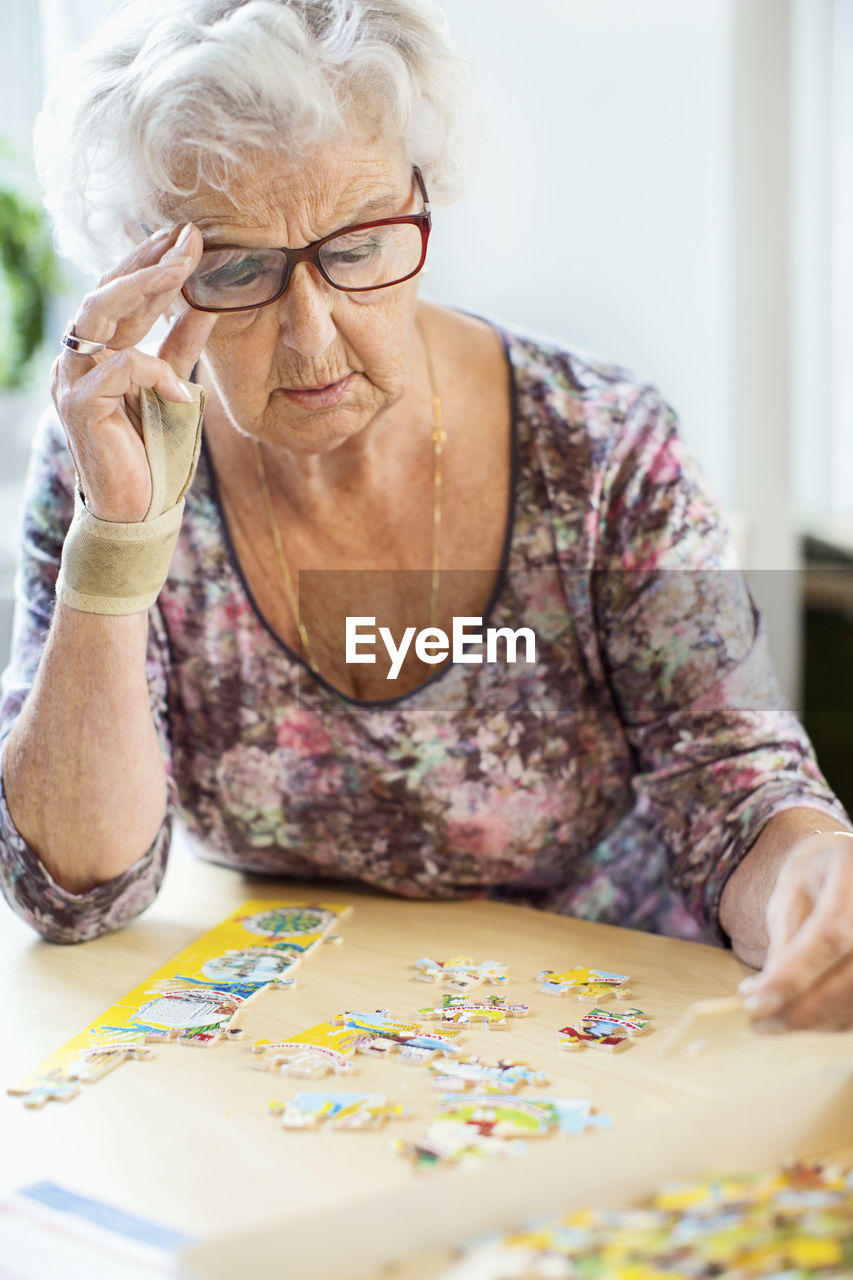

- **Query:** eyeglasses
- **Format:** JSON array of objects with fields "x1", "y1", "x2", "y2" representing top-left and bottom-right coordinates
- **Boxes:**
[{"x1": 181, "y1": 167, "x2": 431, "y2": 313}]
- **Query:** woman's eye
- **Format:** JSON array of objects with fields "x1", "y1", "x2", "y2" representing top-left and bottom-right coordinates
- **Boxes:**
[
  {"x1": 326, "y1": 240, "x2": 381, "y2": 265},
  {"x1": 201, "y1": 257, "x2": 265, "y2": 288}
]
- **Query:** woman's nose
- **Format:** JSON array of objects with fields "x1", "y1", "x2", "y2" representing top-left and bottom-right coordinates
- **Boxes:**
[{"x1": 274, "y1": 262, "x2": 337, "y2": 357}]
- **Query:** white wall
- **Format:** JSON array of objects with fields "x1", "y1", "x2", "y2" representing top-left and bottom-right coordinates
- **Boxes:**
[
  {"x1": 427, "y1": 0, "x2": 735, "y2": 508},
  {"x1": 426, "y1": 0, "x2": 799, "y2": 696},
  {"x1": 0, "y1": 4, "x2": 42, "y2": 164},
  {"x1": 794, "y1": 0, "x2": 853, "y2": 529}
]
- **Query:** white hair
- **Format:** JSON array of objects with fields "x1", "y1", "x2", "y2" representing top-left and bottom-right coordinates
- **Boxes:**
[{"x1": 35, "y1": 0, "x2": 473, "y2": 272}]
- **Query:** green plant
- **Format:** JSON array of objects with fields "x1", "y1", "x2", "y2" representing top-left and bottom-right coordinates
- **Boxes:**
[{"x1": 0, "y1": 183, "x2": 58, "y2": 390}]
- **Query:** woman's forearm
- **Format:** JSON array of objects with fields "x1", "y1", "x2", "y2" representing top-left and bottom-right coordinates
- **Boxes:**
[
  {"x1": 2, "y1": 603, "x2": 168, "y2": 893},
  {"x1": 718, "y1": 806, "x2": 851, "y2": 968}
]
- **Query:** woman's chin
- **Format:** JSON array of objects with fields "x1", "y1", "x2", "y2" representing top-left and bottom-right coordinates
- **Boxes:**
[{"x1": 262, "y1": 397, "x2": 378, "y2": 456}]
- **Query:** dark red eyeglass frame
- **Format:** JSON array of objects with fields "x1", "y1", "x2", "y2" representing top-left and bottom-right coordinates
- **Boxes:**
[{"x1": 181, "y1": 166, "x2": 431, "y2": 313}]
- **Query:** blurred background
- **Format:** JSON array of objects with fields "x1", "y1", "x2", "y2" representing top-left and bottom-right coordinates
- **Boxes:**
[{"x1": 1, "y1": 0, "x2": 851, "y2": 810}]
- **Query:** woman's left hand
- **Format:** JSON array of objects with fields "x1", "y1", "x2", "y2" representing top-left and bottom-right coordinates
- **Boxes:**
[{"x1": 739, "y1": 830, "x2": 853, "y2": 1031}]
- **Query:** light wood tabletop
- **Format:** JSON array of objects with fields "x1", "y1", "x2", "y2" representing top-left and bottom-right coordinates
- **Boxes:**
[{"x1": 2, "y1": 834, "x2": 852, "y2": 1254}]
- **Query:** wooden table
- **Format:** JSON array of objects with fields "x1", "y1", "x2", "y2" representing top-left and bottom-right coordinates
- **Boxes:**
[{"x1": 2, "y1": 835, "x2": 852, "y2": 1271}]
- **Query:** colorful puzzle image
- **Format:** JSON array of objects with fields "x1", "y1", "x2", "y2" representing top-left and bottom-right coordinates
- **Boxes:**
[
  {"x1": 8, "y1": 900, "x2": 350, "y2": 1107},
  {"x1": 12, "y1": 1029, "x2": 157, "y2": 1107},
  {"x1": 397, "y1": 1094, "x2": 612, "y2": 1170},
  {"x1": 333, "y1": 1009, "x2": 465, "y2": 1062},
  {"x1": 434, "y1": 1161, "x2": 853, "y2": 1279},
  {"x1": 418, "y1": 994, "x2": 529, "y2": 1030},
  {"x1": 250, "y1": 1023, "x2": 361, "y2": 1078},
  {"x1": 238, "y1": 906, "x2": 340, "y2": 936},
  {"x1": 428, "y1": 1056, "x2": 549, "y2": 1095},
  {"x1": 557, "y1": 1007, "x2": 654, "y2": 1054},
  {"x1": 268, "y1": 1091, "x2": 408, "y2": 1130},
  {"x1": 120, "y1": 980, "x2": 251, "y2": 1045},
  {"x1": 556, "y1": 1023, "x2": 630, "y2": 1053},
  {"x1": 426, "y1": 1095, "x2": 612, "y2": 1141},
  {"x1": 581, "y1": 1007, "x2": 651, "y2": 1036},
  {"x1": 414, "y1": 957, "x2": 508, "y2": 992},
  {"x1": 536, "y1": 966, "x2": 632, "y2": 1001},
  {"x1": 200, "y1": 945, "x2": 308, "y2": 985}
]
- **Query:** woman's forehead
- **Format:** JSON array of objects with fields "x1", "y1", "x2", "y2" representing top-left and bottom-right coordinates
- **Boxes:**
[{"x1": 156, "y1": 137, "x2": 409, "y2": 244}]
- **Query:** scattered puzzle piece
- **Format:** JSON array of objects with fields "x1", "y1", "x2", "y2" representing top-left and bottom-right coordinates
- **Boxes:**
[
  {"x1": 543, "y1": 1098, "x2": 614, "y2": 1136},
  {"x1": 556, "y1": 1023, "x2": 629, "y2": 1052},
  {"x1": 435, "y1": 1094, "x2": 612, "y2": 1140},
  {"x1": 414, "y1": 956, "x2": 508, "y2": 993},
  {"x1": 581, "y1": 1006, "x2": 652, "y2": 1037},
  {"x1": 557, "y1": 1005, "x2": 654, "y2": 1053},
  {"x1": 428, "y1": 1056, "x2": 549, "y2": 1094},
  {"x1": 268, "y1": 1091, "x2": 408, "y2": 1130},
  {"x1": 334, "y1": 1010, "x2": 465, "y2": 1060},
  {"x1": 536, "y1": 966, "x2": 632, "y2": 1001},
  {"x1": 250, "y1": 1023, "x2": 360, "y2": 1078},
  {"x1": 418, "y1": 993, "x2": 530, "y2": 1030},
  {"x1": 393, "y1": 1132, "x2": 505, "y2": 1172},
  {"x1": 334, "y1": 1009, "x2": 422, "y2": 1040},
  {"x1": 10, "y1": 1076, "x2": 82, "y2": 1109},
  {"x1": 396, "y1": 1093, "x2": 612, "y2": 1170}
]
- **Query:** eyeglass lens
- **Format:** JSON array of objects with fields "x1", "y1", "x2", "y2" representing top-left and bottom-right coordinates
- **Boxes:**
[{"x1": 184, "y1": 222, "x2": 425, "y2": 310}]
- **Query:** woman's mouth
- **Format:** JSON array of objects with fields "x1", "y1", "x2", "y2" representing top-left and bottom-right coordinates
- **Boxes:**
[{"x1": 276, "y1": 373, "x2": 354, "y2": 409}]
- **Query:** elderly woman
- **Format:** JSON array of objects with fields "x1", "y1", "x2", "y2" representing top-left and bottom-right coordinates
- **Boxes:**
[{"x1": 0, "y1": 0, "x2": 851, "y2": 1033}]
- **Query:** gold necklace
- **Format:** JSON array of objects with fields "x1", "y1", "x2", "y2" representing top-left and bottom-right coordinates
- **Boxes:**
[{"x1": 254, "y1": 322, "x2": 446, "y2": 675}]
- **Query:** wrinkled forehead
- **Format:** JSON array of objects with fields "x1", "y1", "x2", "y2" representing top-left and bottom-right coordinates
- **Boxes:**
[{"x1": 149, "y1": 129, "x2": 411, "y2": 246}]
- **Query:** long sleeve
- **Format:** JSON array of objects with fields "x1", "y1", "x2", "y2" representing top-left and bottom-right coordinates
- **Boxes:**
[
  {"x1": 0, "y1": 410, "x2": 176, "y2": 943},
  {"x1": 592, "y1": 386, "x2": 848, "y2": 938}
]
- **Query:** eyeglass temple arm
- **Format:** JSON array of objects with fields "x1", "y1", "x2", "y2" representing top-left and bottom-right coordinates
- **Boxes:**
[{"x1": 413, "y1": 166, "x2": 431, "y2": 214}]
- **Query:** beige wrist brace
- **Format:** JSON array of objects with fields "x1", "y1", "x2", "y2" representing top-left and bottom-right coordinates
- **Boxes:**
[{"x1": 56, "y1": 383, "x2": 205, "y2": 615}]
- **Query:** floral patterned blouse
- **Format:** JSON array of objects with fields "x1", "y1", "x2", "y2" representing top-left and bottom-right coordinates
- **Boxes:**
[{"x1": 0, "y1": 326, "x2": 846, "y2": 944}]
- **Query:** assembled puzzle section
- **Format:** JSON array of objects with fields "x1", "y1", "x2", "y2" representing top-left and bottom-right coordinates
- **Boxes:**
[{"x1": 8, "y1": 901, "x2": 350, "y2": 1108}]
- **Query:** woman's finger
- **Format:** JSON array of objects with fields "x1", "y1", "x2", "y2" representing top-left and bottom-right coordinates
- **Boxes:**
[
  {"x1": 764, "y1": 867, "x2": 815, "y2": 967},
  {"x1": 67, "y1": 226, "x2": 200, "y2": 353},
  {"x1": 754, "y1": 948, "x2": 853, "y2": 1031},
  {"x1": 96, "y1": 225, "x2": 177, "y2": 286},
  {"x1": 72, "y1": 259, "x2": 193, "y2": 349},
  {"x1": 743, "y1": 842, "x2": 853, "y2": 1022},
  {"x1": 64, "y1": 347, "x2": 196, "y2": 417},
  {"x1": 57, "y1": 346, "x2": 200, "y2": 522},
  {"x1": 158, "y1": 306, "x2": 219, "y2": 382}
]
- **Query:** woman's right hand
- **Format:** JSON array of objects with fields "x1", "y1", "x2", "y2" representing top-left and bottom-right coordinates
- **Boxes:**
[{"x1": 51, "y1": 223, "x2": 218, "y2": 523}]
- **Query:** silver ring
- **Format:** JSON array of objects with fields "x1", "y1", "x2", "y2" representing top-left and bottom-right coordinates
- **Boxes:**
[{"x1": 61, "y1": 323, "x2": 107, "y2": 356}]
